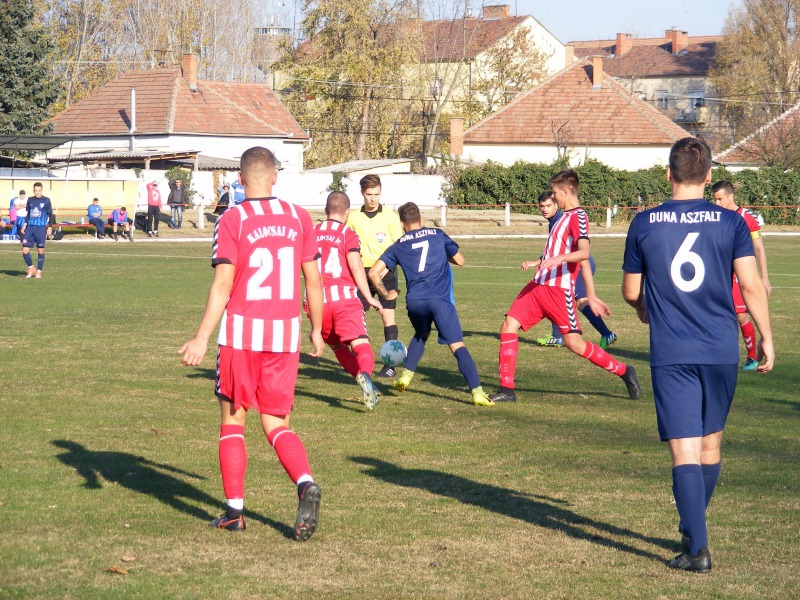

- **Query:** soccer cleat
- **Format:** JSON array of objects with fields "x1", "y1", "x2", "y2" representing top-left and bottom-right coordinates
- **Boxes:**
[
  {"x1": 536, "y1": 336, "x2": 563, "y2": 347},
  {"x1": 489, "y1": 388, "x2": 517, "y2": 403},
  {"x1": 377, "y1": 364, "x2": 396, "y2": 378},
  {"x1": 472, "y1": 388, "x2": 495, "y2": 407},
  {"x1": 356, "y1": 372, "x2": 380, "y2": 410},
  {"x1": 112, "y1": 233, "x2": 119, "y2": 241},
  {"x1": 392, "y1": 369, "x2": 414, "y2": 392},
  {"x1": 600, "y1": 332, "x2": 618, "y2": 350},
  {"x1": 621, "y1": 365, "x2": 641, "y2": 400},
  {"x1": 668, "y1": 547, "x2": 712, "y2": 573},
  {"x1": 294, "y1": 482, "x2": 321, "y2": 541},
  {"x1": 210, "y1": 511, "x2": 245, "y2": 531},
  {"x1": 25, "y1": 266, "x2": 36, "y2": 278},
  {"x1": 741, "y1": 357, "x2": 759, "y2": 371},
  {"x1": 146, "y1": 231, "x2": 153, "y2": 237},
  {"x1": 127, "y1": 232, "x2": 134, "y2": 242},
  {"x1": 34, "y1": 270, "x2": 42, "y2": 279},
  {"x1": 153, "y1": 231, "x2": 159, "y2": 238}
]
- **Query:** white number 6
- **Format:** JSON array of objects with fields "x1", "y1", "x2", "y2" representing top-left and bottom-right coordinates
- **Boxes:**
[{"x1": 670, "y1": 232, "x2": 705, "y2": 292}]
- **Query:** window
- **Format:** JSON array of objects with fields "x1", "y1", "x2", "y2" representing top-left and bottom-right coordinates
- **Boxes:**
[
  {"x1": 688, "y1": 90, "x2": 706, "y2": 110},
  {"x1": 656, "y1": 90, "x2": 669, "y2": 110}
]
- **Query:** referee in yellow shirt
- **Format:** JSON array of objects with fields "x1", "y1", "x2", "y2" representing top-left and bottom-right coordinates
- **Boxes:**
[{"x1": 346, "y1": 174, "x2": 404, "y2": 377}]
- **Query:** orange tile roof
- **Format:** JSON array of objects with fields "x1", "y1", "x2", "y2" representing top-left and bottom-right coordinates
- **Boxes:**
[
  {"x1": 464, "y1": 58, "x2": 690, "y2": 146},
  {"x1": 423, "y1": 16, "x2": 529, "y2": 61},
  {"x1": 714, "y1": 102, "x2": 800, "y2": 166},
  {"x1": 569, "y1": 35, "x2": 720, "y2": 78},
  {"x1": 50, "y1": 68, "x2": 308, "y2": 139}
]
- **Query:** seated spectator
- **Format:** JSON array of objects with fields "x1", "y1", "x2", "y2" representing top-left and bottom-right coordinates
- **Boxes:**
[
  {"x1": 87, "y1": 198, "x2": 106, "y2": 239},
  {"x1": 108, "y1": 206, "x2": 133, "y2": 241},
  {"x1": 215, "y1": 184, "x2": 231, "y2": 215},
  {"x1": 10, "y1": 190, "x2": 26, "y2": 238}
]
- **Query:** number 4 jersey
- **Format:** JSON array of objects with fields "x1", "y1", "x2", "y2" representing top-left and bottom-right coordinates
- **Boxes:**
[
  {"x1": 622, "y1": 199, "x2": 754, "y2": 367},
  {"x1": 212, "y1": 198, "x2": 320, "y2": 352},
  {"x1": 314, "y1": 219, "x2": 361, "y2": 302}
]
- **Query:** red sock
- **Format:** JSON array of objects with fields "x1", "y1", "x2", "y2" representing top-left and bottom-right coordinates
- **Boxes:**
[
  {"x1": 499, "y1": 333, "x2": 519, "y2": 389},
  {"x1": 353, "y1": 342, "x2": 375, "y2": 375},
  {"x1": 333, "y1": 345, "x2": 360, "y2": 377},
  {"x1": 580, "y1": 342, "x2": 627, "y2": 376},
  {"x1": 219, "y1": 424, "x2": 246, "y2": 500},
  {"x1": 267, "y1": 426, "x2": 312, "y2": 484},
  {"x1": 740, "y1": 321, "x2": 757, "y2": 360}
]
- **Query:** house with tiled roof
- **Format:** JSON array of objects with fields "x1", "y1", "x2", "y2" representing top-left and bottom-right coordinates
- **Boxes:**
[
  {"x1": 567, "y1": 30, "x2": 720, "y2": 142},
  {"x1": 453, "y1": 56, "x2": 690, "y2": 170},
  {"x1": 714, "y1": 102, "x2": 800, "y2": 170},
  {"x1": 48, "y1": 54, "x2": 309, "y2": 172}
]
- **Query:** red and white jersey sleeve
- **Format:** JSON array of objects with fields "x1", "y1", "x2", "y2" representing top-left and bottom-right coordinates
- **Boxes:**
[
  {"x1": 212, "y1": 198, "x2": 319, "y2": 352},
  {"x1": 736, "y1": 207, "x2": 762, "y2": 238},
  {"x1": 533, "y1": 208, "x2": 589, "y2": 289},
  {"x1": 314, "y1": 219, "x2": 360, "y2": 303}
]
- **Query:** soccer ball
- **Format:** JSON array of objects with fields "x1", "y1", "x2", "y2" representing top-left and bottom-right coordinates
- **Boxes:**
[{"x1": 379, "y1": 340, "x2": 407, "y2": 367}]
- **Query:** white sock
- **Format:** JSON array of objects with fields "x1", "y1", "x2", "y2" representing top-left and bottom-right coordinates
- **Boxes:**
[{"x1": 226, "y1": 498, "x2": 244, "y2": 511}]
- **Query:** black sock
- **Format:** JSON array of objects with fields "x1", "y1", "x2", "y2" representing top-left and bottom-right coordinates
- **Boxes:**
[{"x1": 384, "y1": 325, "x2": 398, "y2": 342}]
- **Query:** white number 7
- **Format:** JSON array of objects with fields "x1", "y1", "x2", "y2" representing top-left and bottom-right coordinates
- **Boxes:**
[{"x1": 411, "y1": 240, "x2": 429, "y2": 272}]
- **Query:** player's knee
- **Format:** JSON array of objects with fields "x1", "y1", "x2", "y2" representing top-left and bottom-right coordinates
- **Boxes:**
[{"x1": 449, "y1": 341, "x2": 465, "y2": 353}]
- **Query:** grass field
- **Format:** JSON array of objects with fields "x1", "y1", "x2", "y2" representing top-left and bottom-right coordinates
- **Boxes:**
[{"x1": 1, "y1": 236, "x2": 798, "y2": 599}]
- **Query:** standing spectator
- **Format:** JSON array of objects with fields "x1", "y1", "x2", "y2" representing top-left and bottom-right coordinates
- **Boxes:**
[
  {"x1": 346, "y1": 174, "x2": 405, "y2": 378},
  {"x1": 622, "y1": 137, "x2": 773, "y2": 572},
  {"x1": 215, "y1": 184, "x2": 231, "y2": 215},
  {"x1": 231, "y1": 180, "x2": 245, "y2": 205},
  {"x1": 87, "y1": 198, "x2": 106, "y2": 239},
  {"x1": 20, "y1": 183, "x2": 52, "y2": 278},
  {"x1": 10, "y1": 190, "x2": 26, "y2": 238},
  {"x1": 146, "y1": 181, "x2": 162, "y2": 237},
  {"x1": 168, "y1": 178, "x2": 185, "y2": 229},
  {"x1": 180, "y1": 146, "x2": 324, "y2": 540},
  {"x1": 108, "y1": 206, "x2": 133, "y2": 241}
]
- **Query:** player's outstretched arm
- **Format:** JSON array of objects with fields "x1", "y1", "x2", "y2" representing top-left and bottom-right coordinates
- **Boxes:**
[
  {"x1": 734, "y1": 255, "x2": 774, "y2": 372},
  {"x1": 520, "y1": 259, "x2": 541, "y2": 271},
  {"x1": 368, "y1": 259, "x2": 398, "y2": 301},
  {"x1": 302, "y1": 260, "x2": 325, "y2": 357},
  {"x1": 347, "y1": 251, "x2": 382, "y2": 312},
  {"x1": 448, "y1": 251, "x2": 465, "y2": 266},
  {"x1": 752, "y1": 237, "x2": 771, "y2": 296},
  {"x1": 180, "y1": 264, "x2": 235, "y2": 366},
  {"x1": 622, "y1": 271, "x2": 649, "y2": 324}
]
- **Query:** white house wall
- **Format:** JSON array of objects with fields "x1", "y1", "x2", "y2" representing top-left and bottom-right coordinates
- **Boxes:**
[{"x1": 462, "y1": 143, "x2": 671, "y2": 170}]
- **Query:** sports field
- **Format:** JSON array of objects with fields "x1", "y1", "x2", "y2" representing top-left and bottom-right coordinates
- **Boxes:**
[{"x1": 1, "y1": 236, "x2": 798, "y2": 598}]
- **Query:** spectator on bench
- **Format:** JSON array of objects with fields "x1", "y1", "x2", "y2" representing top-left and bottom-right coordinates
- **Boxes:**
[
  {"x1": 109, "y1": 206, "x2": 133, "y2": 242},
  {"x1": 87, "y1": 198, "x2": 106, "y2": 239}
]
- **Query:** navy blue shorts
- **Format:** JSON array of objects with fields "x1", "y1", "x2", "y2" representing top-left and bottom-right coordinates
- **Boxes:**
[
  {"x1": 651, "y1": 364, "x2": 738, "y2": 441},
  {"x1": 406, "y1": 298, "x2": 463, "y2": 345},
  {"x1": 573, "y1": 255, "x2": 596, "y2": 300},
  {"x1": 21, "y1": 225, "x2": 47, "y2": 248}
]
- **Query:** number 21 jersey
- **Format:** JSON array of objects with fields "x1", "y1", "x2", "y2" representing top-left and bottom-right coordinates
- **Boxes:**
[{"x1": 622, "y1": 199, "x2": 754, "y2": 367}]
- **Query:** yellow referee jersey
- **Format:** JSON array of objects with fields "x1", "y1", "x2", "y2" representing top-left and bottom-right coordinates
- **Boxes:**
[{"x1": 346, "y1": 205, "x2": 404, "y2": 267}]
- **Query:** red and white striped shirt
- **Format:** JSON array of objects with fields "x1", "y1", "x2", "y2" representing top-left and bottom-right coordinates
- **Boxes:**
[
  {"x1": 314, "y1": 219, "x2": 360, "y2": 303},
  {"x1": 533, "y1": 208, "x2": 589, "y2": 289},
  {"x1": 212, "y1": 198, "x2": 319, "y2": 352},
  {"x1": 733, "y1": 206, "x2": 762, "y2": 287}
]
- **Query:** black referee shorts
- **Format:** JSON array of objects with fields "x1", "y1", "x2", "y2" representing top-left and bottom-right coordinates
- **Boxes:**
[{"x1": 360, "y1": 267, "x2": 399, "y2": 310}]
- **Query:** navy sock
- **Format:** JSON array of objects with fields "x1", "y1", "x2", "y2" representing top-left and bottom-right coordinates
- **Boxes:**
[
  {"x1": 702, "y1": 462, "x2": 722, "y2": 510},
  {"x1": 37, "y1": 254, "x2": 45, "y2": 271},
  {"x1": 405, "y1": 335, "x2": 426, "y2": 371},
  {"x1": 580, "y1": 304, "x2": 612, "y2": 337},
  {"x1": 551, "y1": 322, "x2": 561, "y2": 339},
  {"x1": 672, "y1": 464, "x2": 708, "y2": 555},
  {"x1": 384, "y1": 325, "x2": 398, "y2": 342},
  {"x1": 453, "y1": 346, "x2": 481, "y2": 390},
  {"x1": 23, "y1": 253, "x2": 33, "y2": 267}
]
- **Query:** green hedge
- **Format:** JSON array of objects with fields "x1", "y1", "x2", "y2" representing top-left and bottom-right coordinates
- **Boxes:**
[{"x1": 446, "y1": 160, "x2": 800, "y2": 225}]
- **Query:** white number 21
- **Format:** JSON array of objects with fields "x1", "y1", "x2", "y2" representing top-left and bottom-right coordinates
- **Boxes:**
[{"x1": 246, "y1": 247, "x2": 294, "y2": 300}]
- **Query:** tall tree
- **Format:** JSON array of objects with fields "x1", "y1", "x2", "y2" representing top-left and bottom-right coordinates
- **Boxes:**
[{"x1": 0, "y1": 0, "x2": 62, "y2": 134}]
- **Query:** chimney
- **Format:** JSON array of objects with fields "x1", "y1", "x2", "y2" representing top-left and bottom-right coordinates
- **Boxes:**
[
  {"x1": 129, "y1": 88, "x2": 136, "y2": 134},
  {"x1": 666, "y1": 29, "x2": 688, "y2": 54},
  {"x1": 591, "y1": 55, "x2": 604, "y2": 89},
  {"x1": 482, "y1": 4, "x2": 510, "y2": 19},
  {"x1": 616, "y1": 33, "x2": 632, "y2": 56},
  {"x1": 182, "y1": 53, "x2": 198, "y2": 91},
  {"x1": 450, "y1": 117, "x2": 464, "y2": 157},
  {"x1": 565, "y1": 45, "x2": 575, "y2": 64}
]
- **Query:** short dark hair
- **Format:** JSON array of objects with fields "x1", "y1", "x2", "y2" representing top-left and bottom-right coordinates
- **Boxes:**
[
  {"x1": 325, "y1": 191, "x2": 350, "y2": 216},
  {"x1": 538, "y1": 191, "x2": 555, "y2": 203},
  {"x1": 240, "y1": 146, "x2": 277, "y2": 178},
  {"x1": 669, "y1": 137, "x2": 712, "y2": 185},
  {"x1": 19, "y1": 190, "x2": 25, "y2": 195},
  {"x1": 33, "y1": 182, "x2": 42, "y2": 189},
  {"x1": 360, "y1": 174, "x2": 381, "y2": 193},
  {"x1": 711, "y1": 180, "x2": 734, "y2": 196},
  {"x1": 398, "y1": 202, "x2": 421, "y2": 225},
  {"x1": 549, "y1": 169, "x2": 579, "y2": 193},
  {"x1": 120, "y1": 206, "x2": 127, "y2": 211},
  {"x1": 92, "y1": 197, "x2": 99, "y2": 202}
]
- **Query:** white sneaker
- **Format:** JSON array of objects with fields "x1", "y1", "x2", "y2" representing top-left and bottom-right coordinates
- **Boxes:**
[
  {"x1": 34, "y1": 270, "x2": 42, "y2": 279},
  {"x1": 25, "y1": 266, "x2": 36, "y2": 278}
]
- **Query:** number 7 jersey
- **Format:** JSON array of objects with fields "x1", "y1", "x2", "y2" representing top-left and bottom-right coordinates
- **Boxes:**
[
  {"x1": 212, "y1": 198, "x2": 320, "y2": 352},
  {"x1": 622, "y1": 199, "x2": 754, "y2": 367}
]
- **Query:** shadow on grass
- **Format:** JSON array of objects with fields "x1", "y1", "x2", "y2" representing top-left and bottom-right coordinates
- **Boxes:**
[
  {"x1": 52, "y1": 440, "x2": 294, "y2": 539},
  {"x1": 0, "y1": 269, "x2": 26, "y2": 277},
  {"x1": 351, "y1": 456, "x2": 676, "y2": 562}
]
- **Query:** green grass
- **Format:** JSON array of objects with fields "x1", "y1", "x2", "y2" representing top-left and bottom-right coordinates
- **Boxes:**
[{"x1": 0, "y1": 237, "x2": 798, "y2": 599}]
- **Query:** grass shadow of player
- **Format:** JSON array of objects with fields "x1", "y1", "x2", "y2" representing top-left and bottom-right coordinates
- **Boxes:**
[
  {"x1": 51, "y1": 440, "x2": 293, "y2": 538},
  {"x1": 185, "y1": 367, "x2": 216, "y2": 381},
  {"x1": 351, "y1": 456, "x2": 678, "y2": 561},
  {"x1": 0, "y1": 269, "x2": 28, "y2": 277}
]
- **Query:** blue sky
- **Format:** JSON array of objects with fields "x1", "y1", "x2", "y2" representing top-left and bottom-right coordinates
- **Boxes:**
[{"x1": 515, "y1": 0, "x2": 735, "y2": 42}]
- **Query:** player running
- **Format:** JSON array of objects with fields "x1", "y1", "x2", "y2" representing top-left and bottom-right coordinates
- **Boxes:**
[
  {"x1": 367, "y1": 202, "x2": 494, "y2": 407},
  {"x1": 180, "y1": 146, "x2": 325, "y2": 541},
  {"x1": 20, "y1": 182, "x2": 52, "y2": 278},
  {"x1": 489, "y1": 169, "x2": 640, "y2": 403},
  {"x1": 711, "y1": 180, "x2": 771, "y2": 371},
  {"x1": 310, "y1": 191, "x2": 384, "y2": 410}
]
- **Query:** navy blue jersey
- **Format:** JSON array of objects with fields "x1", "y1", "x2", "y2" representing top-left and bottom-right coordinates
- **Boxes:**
[
  {"x1": 623, "y1": 199, "x2": 754, "y2": 367},
  {"x1": 380, "y1": 228, "x2": 459, "y2": 303},
  {"x1": 25, "y1": 196, "x2": 53, "y2": 227}
]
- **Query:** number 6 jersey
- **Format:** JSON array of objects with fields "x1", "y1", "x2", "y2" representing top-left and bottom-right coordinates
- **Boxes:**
[
  {"x1": 622, "y1": 198, "x2": 754, "y2": 367},
  {"x1": 212, "y1": 198, "x2": 320, "y2": 352}
]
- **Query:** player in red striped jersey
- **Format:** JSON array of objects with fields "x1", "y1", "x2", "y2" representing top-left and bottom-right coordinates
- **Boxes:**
[
  {"x1": 180, "y1": 146, "x2": 325, "y2": 540},
  {"x1": 310, "y1": 191, "x2": 384, "y2": 409},
  {"x1": 711, "y1": 180, "x2": 771, "y2": 371},
  {"x1": 490, "y1": 169, "x2": 641, "y2": 403}
]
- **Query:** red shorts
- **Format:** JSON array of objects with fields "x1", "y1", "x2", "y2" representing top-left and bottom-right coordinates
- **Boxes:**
[
  {"x1": 507, "y1": 281, "x2": 582, "y2": 334},
  {"x1": 317, "y1": 298, "x2": 368, "y2": 347},
  {"x1": 731, "y1": 281, "x2": 747, "y2": 314},
  {"x1": 215, "y1": 346, "x2": 299, "y2": 415}
]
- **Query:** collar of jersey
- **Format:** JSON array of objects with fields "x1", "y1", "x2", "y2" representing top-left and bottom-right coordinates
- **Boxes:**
[
  {"x1": 242, "y1": 197, "x2": 278, "y2": 202},
  {"x1": 361, "y1": 204, "x2": 383, "y2": 216}
]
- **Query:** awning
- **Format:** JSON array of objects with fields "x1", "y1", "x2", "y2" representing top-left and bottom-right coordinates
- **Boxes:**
[{"x1": 0, "y1": 135, "x2": 77, "y2": 153}]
